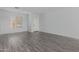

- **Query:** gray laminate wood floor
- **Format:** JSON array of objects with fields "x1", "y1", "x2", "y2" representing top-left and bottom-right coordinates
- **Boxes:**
[{"x1": 0, "y1": 31, "x2": 79, "y2": 52}]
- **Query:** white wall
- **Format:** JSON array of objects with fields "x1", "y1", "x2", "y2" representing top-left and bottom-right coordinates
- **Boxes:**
[
  {"x1": 0, "y1": 10, "x2": 28, "y2": 34},
  {"x1": 40, "y1": 8, "x2": 79, "y2": 39}
]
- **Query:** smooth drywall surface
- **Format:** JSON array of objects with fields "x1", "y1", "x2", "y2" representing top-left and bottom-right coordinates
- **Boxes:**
[
  {"x1": 40, "y1": 8, "x2": 79, "y2": 39},
  {"x1": 0, "y1": 10, "x2": 28, "y2": 34}
]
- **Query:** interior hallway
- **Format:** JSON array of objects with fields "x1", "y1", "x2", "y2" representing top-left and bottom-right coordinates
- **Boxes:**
[{"x1": 0, "y1": 31, "x2": 79, "y2": 52}]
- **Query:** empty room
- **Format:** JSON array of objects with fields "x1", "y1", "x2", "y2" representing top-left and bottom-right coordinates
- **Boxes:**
[{"x1": 0, "y1": 7, "x2": 79, "y2": 52}]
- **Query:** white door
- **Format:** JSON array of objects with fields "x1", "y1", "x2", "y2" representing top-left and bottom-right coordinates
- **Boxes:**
[{"x1": 29, "y1": 14, "x2": 40, "y2": 32}]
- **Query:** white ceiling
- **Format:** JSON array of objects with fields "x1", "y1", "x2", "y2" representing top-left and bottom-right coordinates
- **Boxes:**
[
  {"x1": 20, "y1": 7, "x2": 64, "y2": 14},
  {"x1": 0, "y1": 7, "x2": 66, "y2": 14}
]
